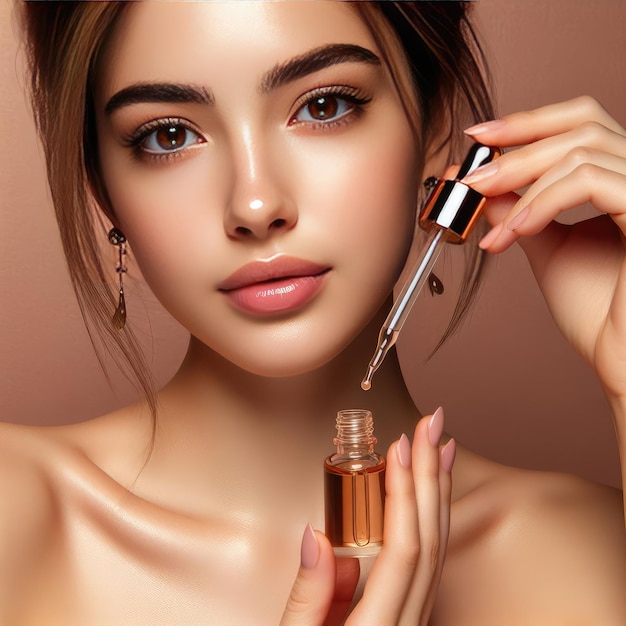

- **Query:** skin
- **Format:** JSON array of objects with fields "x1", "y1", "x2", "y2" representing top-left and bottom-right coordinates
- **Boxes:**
[
  {"x1": 466, "y1": 99, "x2": 626, "y2": 490},
  {"x1": 0, "y1": 3, "x2": 624, "y2": 625},
  {"x1": 95, "y1": 1, "x2": 418, "y2": 378}
]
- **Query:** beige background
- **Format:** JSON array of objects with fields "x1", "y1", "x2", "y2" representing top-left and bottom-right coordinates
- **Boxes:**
[{"x1": 1, "y1": 0, "x2": 624, "y2": 487}]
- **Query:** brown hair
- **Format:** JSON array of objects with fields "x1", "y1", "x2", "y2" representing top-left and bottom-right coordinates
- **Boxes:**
[
  {"x1": 19, "y1": 1, "x2": 494, "y2": 411},
  {"x1": 355, "y1": 2, "x2": 495, "y2": 352},
  {"x1": 19, "y1": 2, "x2": 156, "y2": 420}
]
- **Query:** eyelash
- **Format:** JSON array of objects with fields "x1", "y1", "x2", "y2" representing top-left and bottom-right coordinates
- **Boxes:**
[
  {"x1": 289, "y1": 85, "x2": 372, "y2": 130},
  {"x1": 124, "y1": 86, "x2": 372, "y2": 163},
  {"x1": 125, "y1": 117, "x2": 206, "y2": 164}
]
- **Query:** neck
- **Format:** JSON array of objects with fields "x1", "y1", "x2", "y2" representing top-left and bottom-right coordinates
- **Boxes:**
[
  {"x1": 167, "y1": 306, "x2": 418, "y2": 440},
  {"x1": 145, "y1": 305, "x2": 420, "y2": 524}
]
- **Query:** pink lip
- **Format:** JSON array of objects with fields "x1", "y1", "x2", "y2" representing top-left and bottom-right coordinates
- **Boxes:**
[{"x1": 219, "y1": 256, "x2": 331, "y2": 316}]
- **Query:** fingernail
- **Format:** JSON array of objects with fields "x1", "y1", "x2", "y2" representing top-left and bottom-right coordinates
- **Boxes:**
[
  {"x1": 440, "y1": 438, "x2": 456, "y2": 473},
  {"x1": 464, "y1": 119, "x2": 506, "y2": 135},
  {"x1": 301, "y1": 523, "x2": 319, "y2": 570},
  {"x1": 461, "y1": 160, "x2": 499, "y2": 185},
  {"x1": 478, "y1": 222, "x2": 503, "y2": 249},
  {"x1": 428, "y1": 407, "x2": 444, "y2": 447},
  {"x1": 507, "y1": 206, "x2": 529, "y2": 231},
  {"x1": 397, "y1": 433, "x2": 411, "y2": 469}
]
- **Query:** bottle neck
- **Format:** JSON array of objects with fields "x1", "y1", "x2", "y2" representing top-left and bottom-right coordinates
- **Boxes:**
[{"x1": 333, "y1": 409, "x2": 377, "y2": 457}]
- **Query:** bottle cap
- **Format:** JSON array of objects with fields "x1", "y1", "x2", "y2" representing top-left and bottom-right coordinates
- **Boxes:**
[{"x1": 419, "y1": 143, "x2": 500, "y2": 244}]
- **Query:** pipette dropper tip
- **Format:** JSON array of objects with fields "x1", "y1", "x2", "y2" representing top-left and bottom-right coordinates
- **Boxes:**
[{"x1": 360, "y1": 367, "x2": 374, "y2": 391}]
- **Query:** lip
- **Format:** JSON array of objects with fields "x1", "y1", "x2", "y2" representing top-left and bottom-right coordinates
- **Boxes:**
[{"x1": 219, "y1": 256, "x2": 331, "y2": 316}]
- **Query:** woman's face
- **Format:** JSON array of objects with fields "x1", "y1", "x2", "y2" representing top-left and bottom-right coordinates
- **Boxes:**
[{"x1": 96, "y1": 1, "x2": 419, "y2": 376}]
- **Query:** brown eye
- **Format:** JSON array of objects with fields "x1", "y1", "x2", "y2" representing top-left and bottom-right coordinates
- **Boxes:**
[
  {"x1": 307, "y1": 96, "x2": 339, "y2": 120},
  {"x1": 140, "y1": 122, "x2": 203, "y2": 154},
  {"x1": 292, "y1": 92, "x2": 357, "y2": 125},
  {"x1": 155, "y1": 125, "x2": 187, "y2": 150}
]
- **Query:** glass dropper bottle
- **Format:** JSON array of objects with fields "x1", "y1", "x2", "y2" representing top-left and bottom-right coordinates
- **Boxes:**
[
  {"x1": 361, "y1": 143, "x2": 500, "y2": 391},
  {"x1": 324, "y1": 409, "x2": 385, "y2": 557}
]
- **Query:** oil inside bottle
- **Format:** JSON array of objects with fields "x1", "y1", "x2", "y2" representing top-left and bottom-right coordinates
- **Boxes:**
[{"x1": 324, "y1": 409, "x2": 385, "y2": 557}]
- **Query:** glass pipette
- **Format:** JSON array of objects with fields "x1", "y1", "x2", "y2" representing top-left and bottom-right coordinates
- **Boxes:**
[{"x1": 361, "y1": 143, "x2": 500, "y2": 391}]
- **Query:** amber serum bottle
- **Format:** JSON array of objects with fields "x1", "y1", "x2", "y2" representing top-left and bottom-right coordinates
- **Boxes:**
[{"x1": 324, "y1": 409, "x2": 386, "y2": 557}]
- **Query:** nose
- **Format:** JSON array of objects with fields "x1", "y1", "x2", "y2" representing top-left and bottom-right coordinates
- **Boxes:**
[
  {"x1": 224, "y1": 132, "x2": 297, "y2": 241},
  {"x1": 226, "y1": 197, "x2": 296, "y2": 240}
]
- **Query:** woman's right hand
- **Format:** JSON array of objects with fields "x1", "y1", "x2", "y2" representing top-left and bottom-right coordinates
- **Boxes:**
[{"x1": 280, "y1": 409, "x2": 456, "y2": 626}]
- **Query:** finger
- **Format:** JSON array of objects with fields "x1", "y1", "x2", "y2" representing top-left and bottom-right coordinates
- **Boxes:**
[
  {"x1": 347, "y1": 431, "x2": 420, "y2": 625},
  {"x1": 486, "y1": 166, "x2": 626, "y2": 253},
  {"x1": 417, "y1": 438, "x2": 456, "y2": 625},
  {"x1": 462, "y1": 123, "x2": 626, "y2": 197},
  {"x1": 478, "y1": 149, "x2": 626, "y2": 253},
  {"x1": 478, "y1": 192, "x2": 532, "y2": 253},
  {"x1": 480, "y1": 190, "x2": 520, "y2": 227},
  {"x1": 512, "y1": 148, "x2": 626, "y2": 211},
  {"x1": 398, "y1": 408, "x2": 445, "y2": 624},
  {"x1": 464, "y1": 95, "x2": 626, "y2": 146},
  {"x1": 280, "y1": 525, "x2": 336, "y2": 626}
]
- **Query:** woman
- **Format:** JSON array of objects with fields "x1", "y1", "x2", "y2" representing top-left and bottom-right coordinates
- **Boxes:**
[{"x1": 1, "y1": 2, "x2": 624, "y2": 624}]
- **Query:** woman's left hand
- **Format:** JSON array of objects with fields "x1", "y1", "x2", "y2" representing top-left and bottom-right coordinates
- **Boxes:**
[
  {"x1": 280, "y1": 411, "x2": 455, "y2": 626},
  {"x1": 462, "y1": 95, "x2": 626, "y2": 476}
]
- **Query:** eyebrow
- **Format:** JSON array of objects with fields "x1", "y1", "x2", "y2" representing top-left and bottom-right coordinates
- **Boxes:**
[
  {"x1": 259, "y1": 43, "x2": 381, "y2": 93},
  {"x1": 104, "y1": 43, "x2": 380, "y2": 115},
  {"x1": 105, "y1": 83, "x2": 214, "y2": 116}
]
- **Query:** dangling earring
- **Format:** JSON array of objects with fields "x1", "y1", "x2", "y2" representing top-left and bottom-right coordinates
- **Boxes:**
[{"x1": 108, "y1": 227, "x2": 127, "y2": 330}]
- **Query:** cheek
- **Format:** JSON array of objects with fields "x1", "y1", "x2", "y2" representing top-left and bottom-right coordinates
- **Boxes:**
[
  {"x1": 98, "y1": 149, "x2": 222, "y2": 306},
  {"x1": 291, "y1": 126, "x2": 419, "y2": 286},
  {"x1": 96, "y1": 113, "x2": 419, "y2": 376},
  {"x1": 101, "y1": 126, "x2": 417, "y2": 288}
]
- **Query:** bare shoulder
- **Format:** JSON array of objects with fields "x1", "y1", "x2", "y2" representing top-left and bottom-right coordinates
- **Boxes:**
[
  {"x1": 440, "y1": 454, "x2": 625, "y2": 625},
  {"x1": 0, "y1": 421, "x2": 64, "y2": 530},
  {"x1": 0, "y1": 412, "x2": 147, "y2": 618},
  {"x1": 0, "y1": 423, "x2": 66, "y2": 609}
]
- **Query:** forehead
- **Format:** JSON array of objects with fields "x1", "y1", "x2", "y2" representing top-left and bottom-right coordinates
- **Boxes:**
[{"x1": 98, "y1": 1, "x2": 379, "y2": 97}]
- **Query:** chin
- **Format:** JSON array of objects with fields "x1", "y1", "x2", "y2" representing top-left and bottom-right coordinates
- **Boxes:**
[
  {"x1": 212, "y1": 324, "x2": 357, "y2": 380},
  {"x1": 187, "y1": 294, "x2": 381, "y2": 380},
  {"x1": 228, "y1": 345, "x2": 344, "y2": 379}
]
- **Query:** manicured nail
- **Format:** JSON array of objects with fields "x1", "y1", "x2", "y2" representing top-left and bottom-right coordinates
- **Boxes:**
[
  {"x1": 478, "y1": 222, "x2": 503, "y2": 249},
  {"x1": 507, "y1": 206, "x2": 530, "y2": 231},
  {"x1": 462, "y1": 160, "x2": 499, "y2": 185},
  {"x1": 440, "y1": 438, "x2": 457, "y2": 473},
  {"x1": 301, "y1": 523, "x2": 319, "y2": 570},
  {"x1": 397, "y1": 433, "x2": 412, "y2": 469},
  {"x1": 464, "y1": 119, "x2": 506, "y2": 135},
  {"x1": 428, "y1": 407, "x2": 444, "y2": 447}
]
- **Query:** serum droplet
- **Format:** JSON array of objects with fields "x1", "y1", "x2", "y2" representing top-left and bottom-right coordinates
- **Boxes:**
[
  {"x1": 428, "y1": 272, "x2": 444, "y2": 295},
  {"x1": 360, "y1": 365, "x2": 374, "y2": 391}
]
